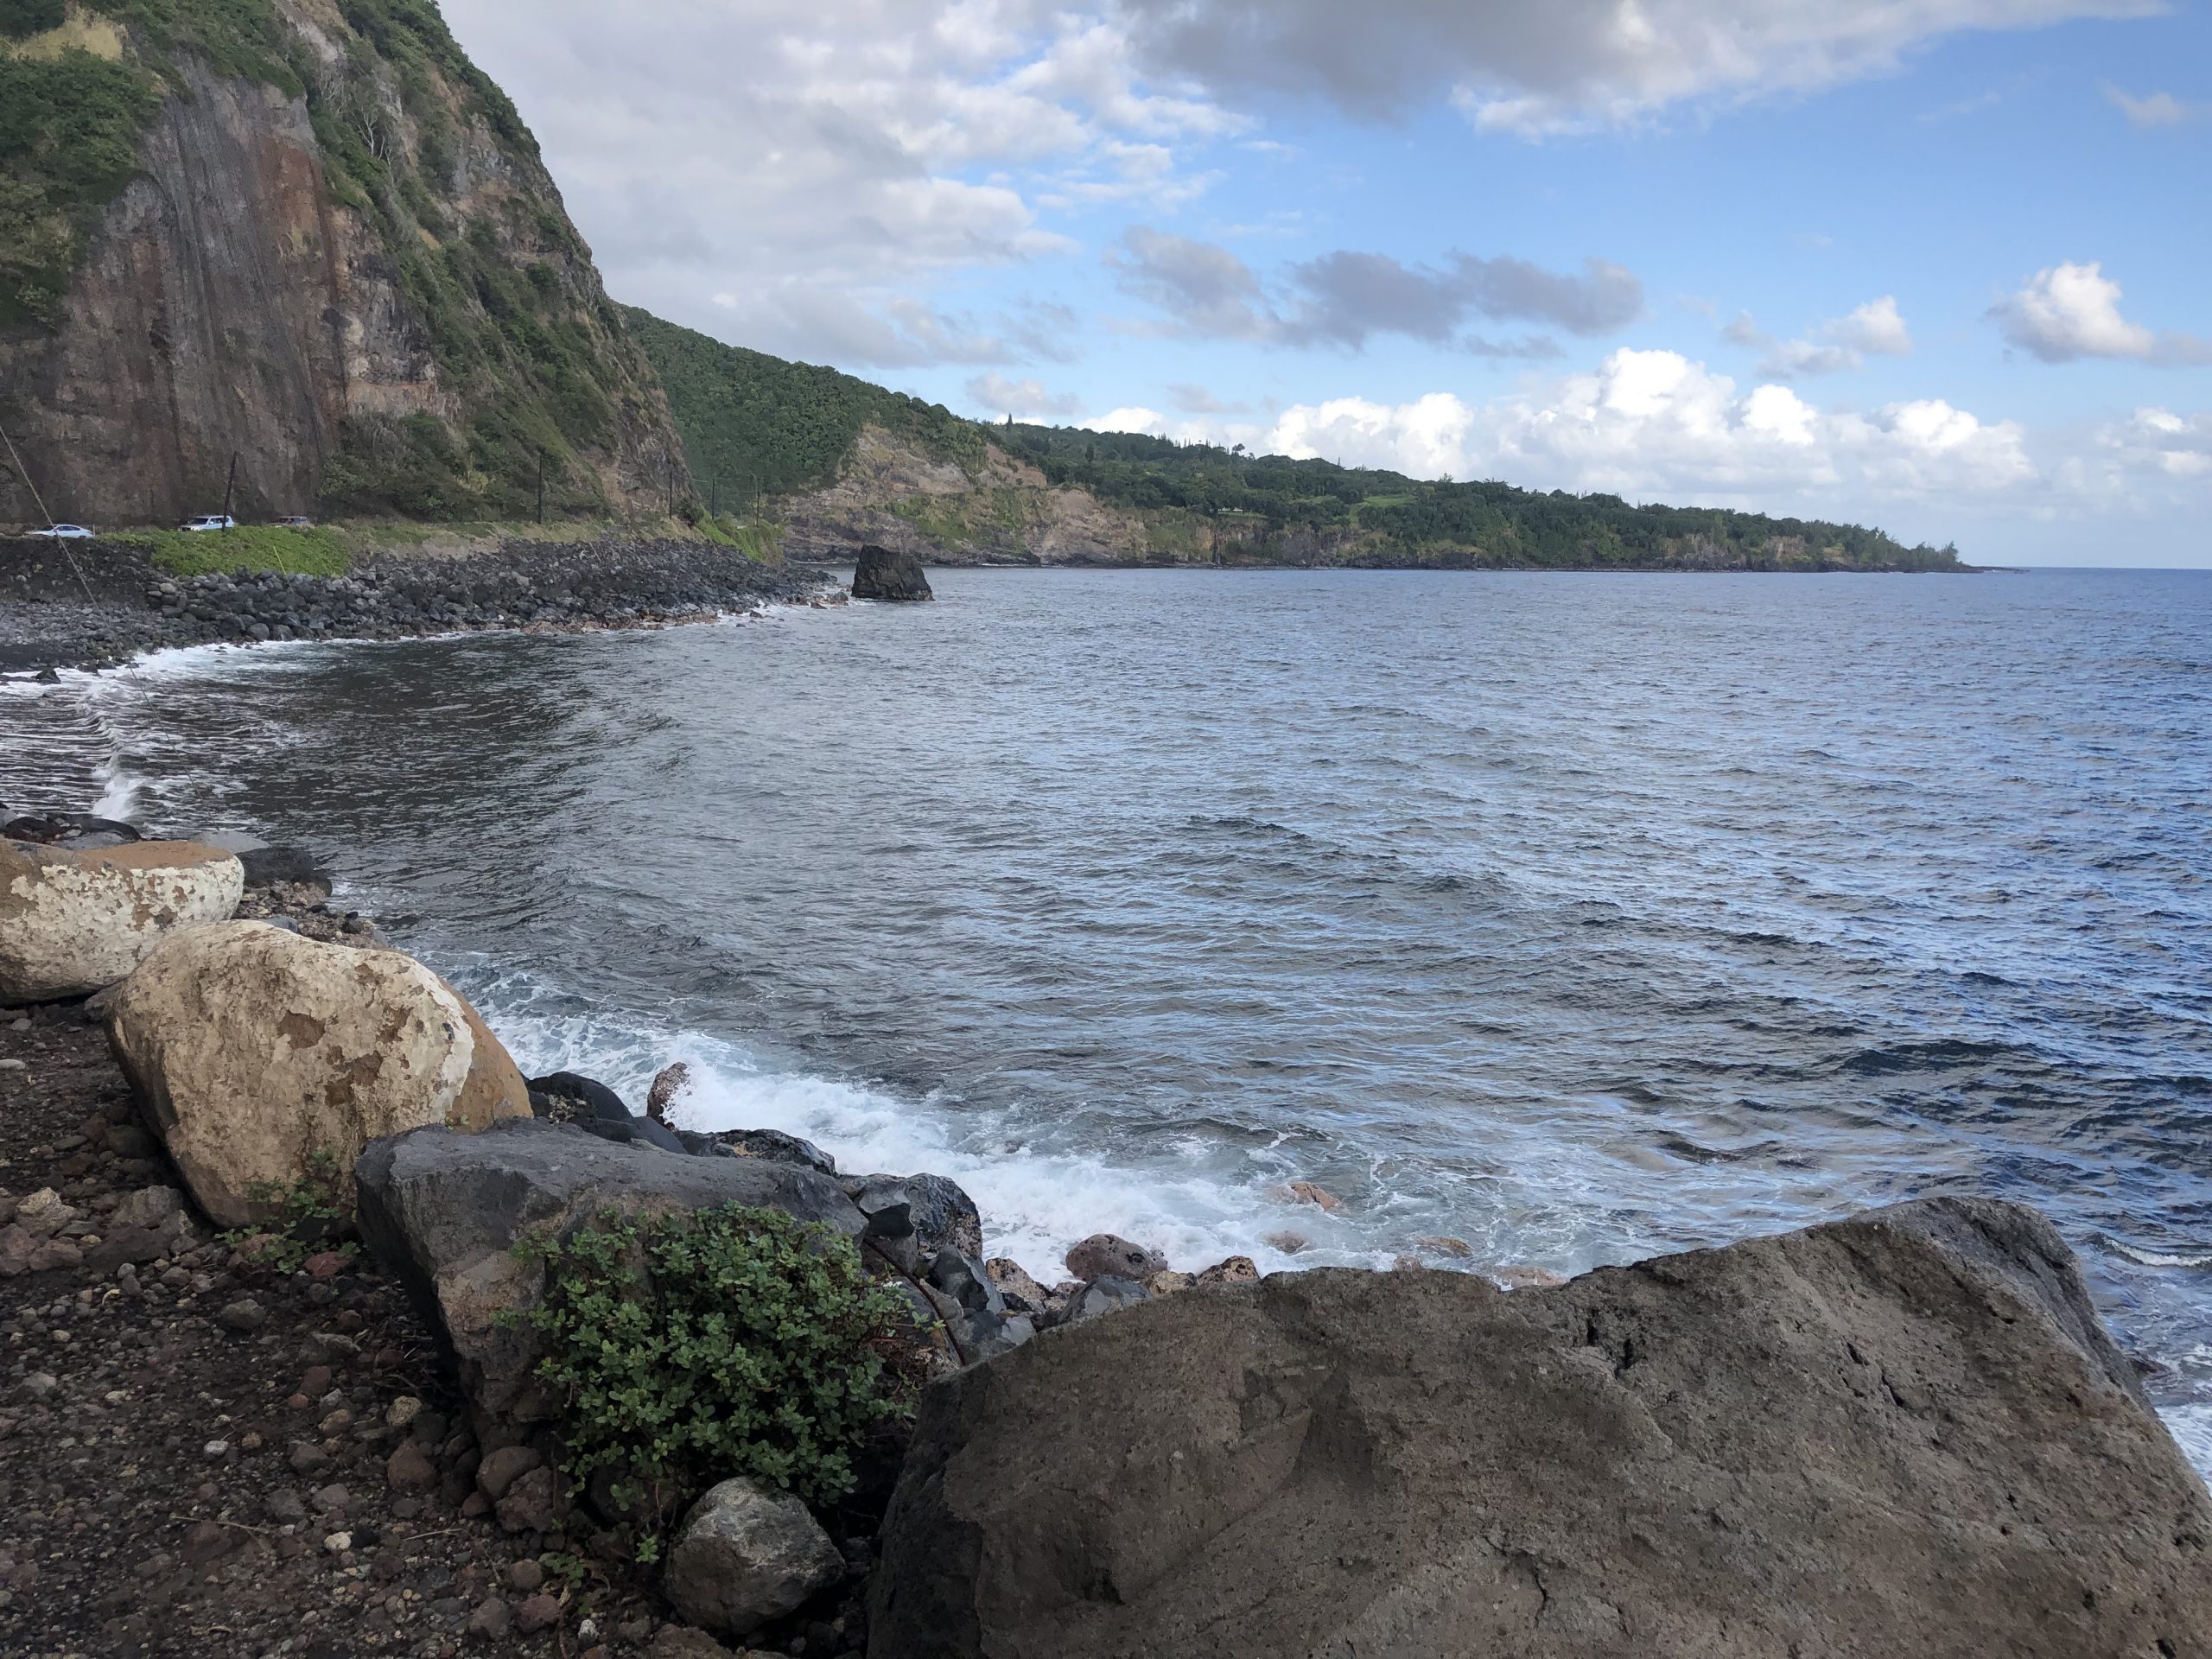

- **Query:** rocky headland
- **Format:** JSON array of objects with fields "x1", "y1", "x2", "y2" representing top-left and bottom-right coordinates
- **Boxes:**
[
  {"x1": 3, "y1": 811, "x2": 2209, "y2": 1659},
  {"x1": 0, "y1": 537, "x2": 838, "y2": 675}
]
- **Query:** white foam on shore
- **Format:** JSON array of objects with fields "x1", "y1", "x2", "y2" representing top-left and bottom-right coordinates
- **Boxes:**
[{"x1": 452, "y1": 962, "x2": 1392, "y2": 1285}]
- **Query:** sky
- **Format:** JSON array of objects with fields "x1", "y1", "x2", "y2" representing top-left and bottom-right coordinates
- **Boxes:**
[{"x1": 437, "y1": 0, "x2": 2212, "y2": 566}]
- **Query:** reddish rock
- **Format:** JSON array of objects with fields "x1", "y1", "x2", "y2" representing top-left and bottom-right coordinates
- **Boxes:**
[
  {"x1": 385, "y1": 1441, "x2": 436, "y2": 1493},
  {"x1": 298, "y1": 1364, "x2": 332, "y2": 1397},
  {"x1": 302, "y1": 1250, "x2": 347, "y2": 1280},
  {"x1": 496, "y1": 1466, "x2": 567, "y2": 1534},
  {"x1": 514, "y1": 1592, "x2": 563, "y2": 1634}
]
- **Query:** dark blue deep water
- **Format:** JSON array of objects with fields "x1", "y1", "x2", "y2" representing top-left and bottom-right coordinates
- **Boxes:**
[{"x1": 7, "y1": 566, "x2": 2210, "y2": 1462}]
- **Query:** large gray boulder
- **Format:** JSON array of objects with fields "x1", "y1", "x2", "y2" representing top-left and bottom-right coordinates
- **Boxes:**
[
  {"x1": 355, "y1": 1118, "x2": 864, "y2": 1421},
  {"x1": 870, "y1": 1198, "x2": 2212, "y2": 1659},
  {"x1": 664, "y1": 1477, "x2": 845, "y2": 1638}
]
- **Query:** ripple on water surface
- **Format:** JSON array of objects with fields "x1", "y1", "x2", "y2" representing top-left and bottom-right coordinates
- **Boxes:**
[{"x1": 4, "y1": 567, "x2": 2209, "y2": 1474}]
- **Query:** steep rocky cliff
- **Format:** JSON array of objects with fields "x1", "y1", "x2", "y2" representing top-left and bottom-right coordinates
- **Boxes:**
[{"x1": 0, "y1": 0, "x2": 687, "y2": 527}]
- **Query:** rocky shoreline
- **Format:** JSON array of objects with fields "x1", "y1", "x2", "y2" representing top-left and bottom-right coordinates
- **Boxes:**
[
  {"x1": 0, "y1": 537, "x2": 841, "y2": 676},
  {"x1": 6, "y1": 812, "x2": 2212, "y2": 1657}
]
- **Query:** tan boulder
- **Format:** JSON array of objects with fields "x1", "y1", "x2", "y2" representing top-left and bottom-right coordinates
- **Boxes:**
[
  {"x1": 105, "y1": 921, "x2": 531, "y2": 1227},
  {"x1": 0, "y1": 838, "x2": 245, "y2": 1003}
]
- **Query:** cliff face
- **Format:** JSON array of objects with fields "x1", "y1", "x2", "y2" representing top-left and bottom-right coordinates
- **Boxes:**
[
  {"x1": 777, "y1": 426, "x2": 1156, "y2": 566},
  {"x1": 0, "y1": 0, "x2": 686, "y2": 527}
]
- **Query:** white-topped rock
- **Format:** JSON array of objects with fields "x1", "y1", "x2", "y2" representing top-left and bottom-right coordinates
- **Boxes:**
[{"x1": 0, "y1": 838, "x2": 244, "y2": 1003}]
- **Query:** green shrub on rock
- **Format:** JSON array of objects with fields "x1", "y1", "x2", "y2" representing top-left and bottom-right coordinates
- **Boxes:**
[{"x1": 522, "y1": 1203, "x2": 912, "y2": 1558}]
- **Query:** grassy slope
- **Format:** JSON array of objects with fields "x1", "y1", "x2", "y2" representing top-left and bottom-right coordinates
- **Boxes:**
[{"x1": 621, "y1": 306, "x2": 987, "y2": 504}]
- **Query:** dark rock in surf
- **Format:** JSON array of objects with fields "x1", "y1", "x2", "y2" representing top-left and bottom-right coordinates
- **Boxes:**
[
  {"x1": 869, "y1": 1198, "x2": 2212, "y2": 1659},
  {"x1": 527, "y1": 1071, "x2": 632, "y2": 1123},
  {"x1": 847, "y1": 1173, "x2": 982, "y2": 1273},
  {"x1": 238, "y1": 845, "x2": 332, "y2": 894},
  {"x1": 1065, "y1": 1232, "x2": 1166, "y2": 1283},
  {"x1": 686, "y1": 1126, "x2": 839, "y2": 1176},
  {"x1": 923, "y1": 1249, "x2": 1035, "y2": 1367},
  {"x1": 851, "y1": 544, "x2": 933, "y2": 602}
]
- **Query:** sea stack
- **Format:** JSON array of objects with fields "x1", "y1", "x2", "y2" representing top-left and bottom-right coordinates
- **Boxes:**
[{"x1": 852, "y1": 544, "x2": 934, "y2": 601}]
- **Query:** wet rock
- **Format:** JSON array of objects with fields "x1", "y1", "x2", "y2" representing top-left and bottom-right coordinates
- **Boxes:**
[
  {"x1": 664, "y1": 1477, "x2": 844, "y2": 1638},
  {"x1": 355, "y1": 1119, "x2": 863, "y2": 1421},
  {"x1": 0, "y1": 838, "x2": 243, "y2": 1003},
  {"x1": 646, "y1": 1061, "x2": 690, "y2": 1122},
  {"x1": 106, "y1": 921, "x2": 531, "y2": 1227},
  {"x1": 531, "y1": 1069, "x2": 689, "y2": 1154},
  {"x1": 1275, "y1": 1179, "x2": 1343, "y2": 1212},
  {"x1": 237, "y1": 845, "x2": 331, "y2": 894},
  {"x1": 982, "y1": 1257, "x2": 1049, "y2": 1313},
  {"x1": 1061, "y1": 1275, "x2": 1151, "y2": 1325},
  {"x1": 849, "y1": 1174, "x2": 980, "y2": 1273},
  {"x1": 849, "y1": 544, "x2": 933, "y2": 602},
  {"x1": 696, "y1": 1127, "x2": 837, "y2": 1177},
  {"x1": 1064, "y1": 1233, "x2": 1166, "y2": 1283},
  {"x1": 925, "y1": 1249, "x2": 1036, "y2": 1366},
  {"x1": 870, "y1": 1198, "x2": 2212, "y2": 1659},
  {"x1": 1193, "y1": 1255, "x2": 1259, "y2": 1289}
]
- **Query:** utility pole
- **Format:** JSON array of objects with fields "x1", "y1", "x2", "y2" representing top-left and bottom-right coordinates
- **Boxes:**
[{"x1": 220, "y1": 453, "x2": 238, "y2": 527}]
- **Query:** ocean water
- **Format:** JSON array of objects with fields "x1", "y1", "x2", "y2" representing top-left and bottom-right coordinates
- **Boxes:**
[{"x1": 5, "y1": 567, "x2": 2210, "y2": 1469}]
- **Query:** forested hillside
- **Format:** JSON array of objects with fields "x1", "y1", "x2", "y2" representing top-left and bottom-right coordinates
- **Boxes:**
[
  {"x1": 628, "y1": 312, "x2": 1963, "y2": 571},
  {"x1": 995, "y1": 424, "x2": 1962, "y2": 571},
  {"x1": 621, "y1": 307, "x2": 984, "y2": 505}
]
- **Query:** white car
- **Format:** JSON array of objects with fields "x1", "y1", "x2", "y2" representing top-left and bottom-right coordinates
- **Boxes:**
[
  {"x1": 27, "y1": 524, "x2": 94, "y2": 538},
  {"x1": 180, "y1": 514, "x2": 237, "y2": 531}
]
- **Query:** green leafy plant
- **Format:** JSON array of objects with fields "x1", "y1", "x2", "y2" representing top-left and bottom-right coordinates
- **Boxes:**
[
  {"x1": 222, "y1": 1148, "x2": 355, "y2": 1273},
  {"x1": 520, "y1": 1204, "x2": 913, "y2": 1560}
]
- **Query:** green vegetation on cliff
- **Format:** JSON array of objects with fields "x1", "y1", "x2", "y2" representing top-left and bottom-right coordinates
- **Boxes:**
[
  {"x1": 624, "y1": 306, "x2": 985, "y2": 504},
  {"x1": 632, "y1": 308, "x2": 1961, "y2": 570},
  {"x1": 2, "y1": 0, "x2": 683, "y2": 521},
  {"x1": 996, "y1": 423, "x2": 1960, "y2": 570}
]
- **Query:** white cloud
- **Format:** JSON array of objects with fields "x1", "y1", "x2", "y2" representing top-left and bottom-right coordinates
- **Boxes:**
[
  {"x1": 1991, "y1": 262, "x2": 2212, "y2": 365},
  {"x1": 1115, "y1": 0, "x2": 2158, "y2": 134},
  {"x1": 1726, "y1": 296, "x2": 1914, "y2": 378},
  {"x1": 1254, "y1": 349, "x2": 2032, "y2": 512},
  {"x1": 1831, "y1": 296, "x2": 1914, "y2": 356},
  {"x1": 1268, "y1": 393, "x2": 1477, "y2": 476},
  {"x1": 2103, "y1": 84, "x2": 2200, "y2": 128},
  {"x1": 965, "y1": 372, "x2": 1083, "y2": 416},
  {"x1": 439, "y1": 0, "x2": 1231, "y2": 365}
]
